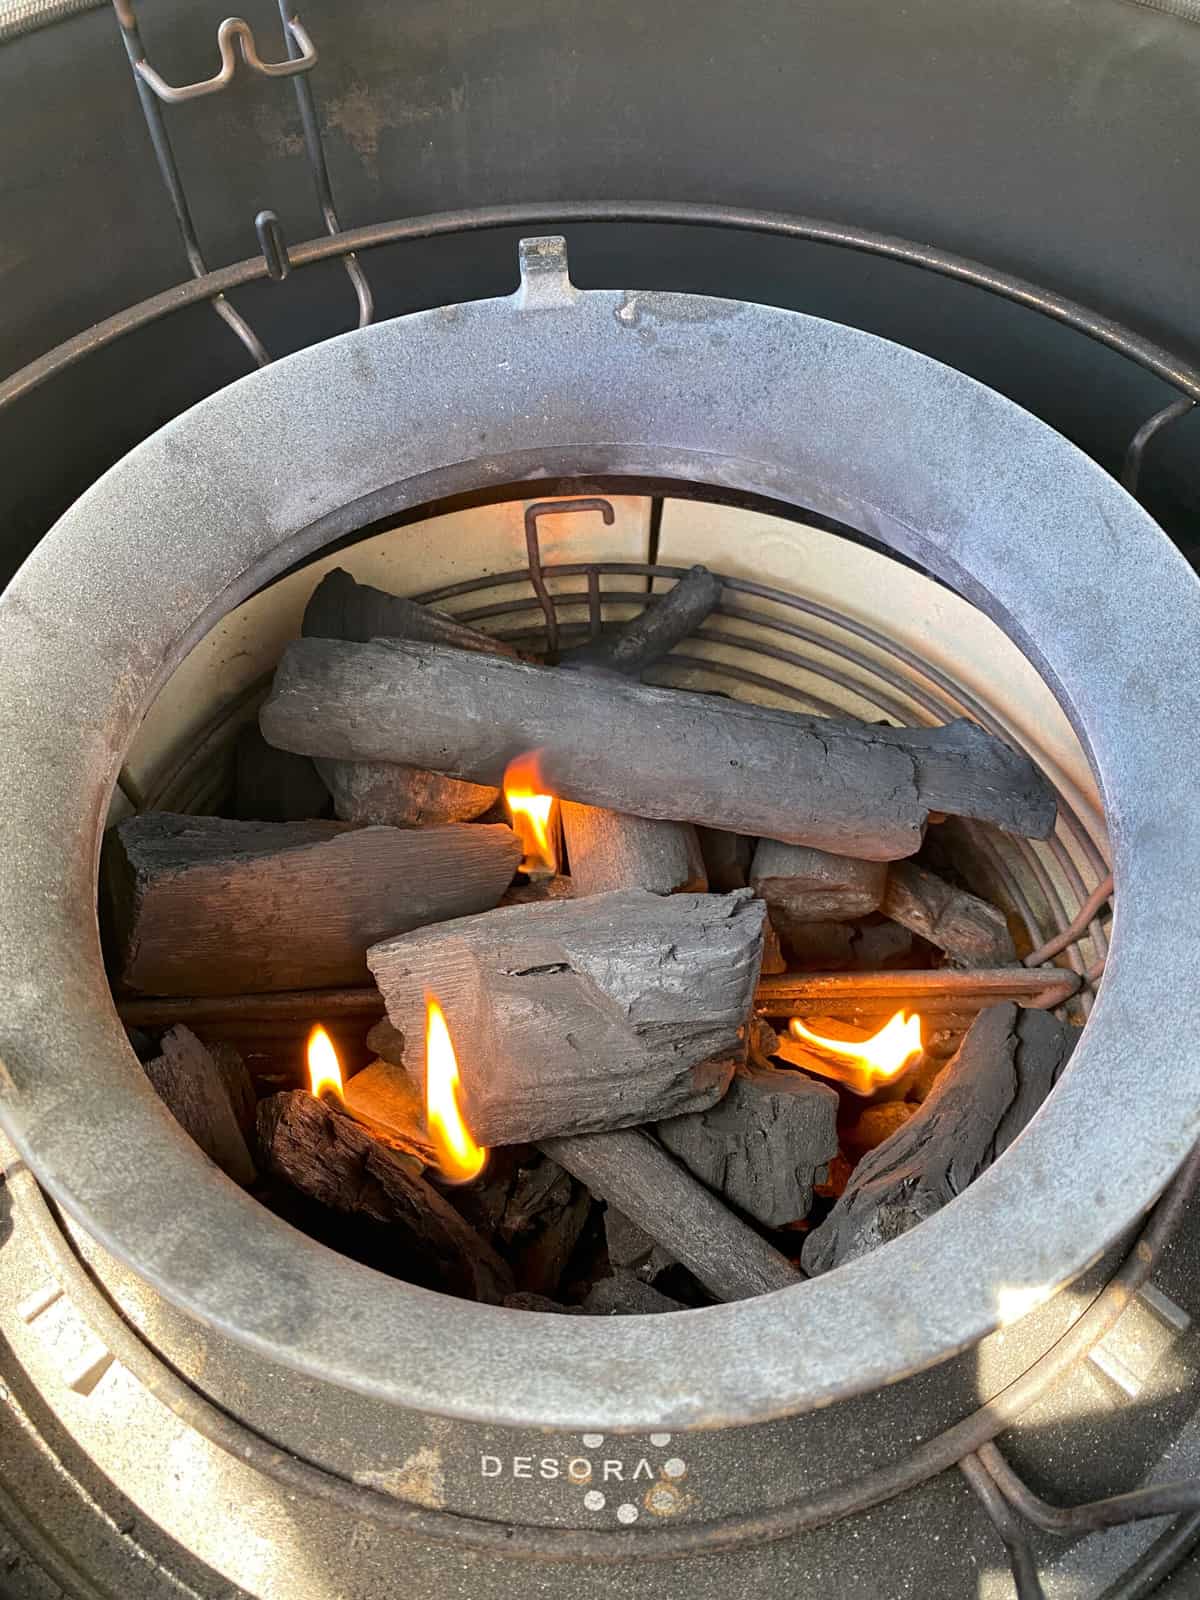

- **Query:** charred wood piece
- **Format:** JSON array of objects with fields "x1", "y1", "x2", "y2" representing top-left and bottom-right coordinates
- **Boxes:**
[
  {"x1": 881, "y1": 860, "x2": 1016, "y2": 967},
  {"x1": 341, "y1": 1058, "x2": 433, "y2": 1163},
  {"x1": 801, "y1": 1004, "x2": 1076, "y2": 1274},
  {"x1": 234, "y1": 724, "x2": 329, "y2": 823},
  {"x1": 262, "y1": 638, "x2": 1056, "y2": 858},
  {"x1": 561, "y1": 804, "x2": 707, "y2": 896},
  {"x1": 104, "y1": 813, "x2": 520, "y2": 996},
  {"x1": 257, "y1": 1089, "x2": 512, "y2": 1303},
  {"x1": 658, "y1": 1065, "x2": 839, "y2": 1227},
  {"x1": 559, "y1": 564, "x2": 723, "y2": 676},
  {"x1": 143, "y1": 1025, "x2": 256, "y2": 1185},
  {"x1": 751, "y1": 840, "x2": 887, "y2": 923},
  {"x1": 541, "y1": 1127, "x2": 803, "y2": 1301},
  {"x1": 302, "y1": 567, "x2": 519, "y2": 656},
  {"x1": 604, "y1": 1206, "x2": 675, "y2": 1282},
  {"x1": 697, "y1": 828, "x2": 753, "y2": 892},
  {"x1": 583, "y1": 1273, "x2": 685, "y2": 1315},
  {"x1": 367, "y1": 889, "x2": 763, "y2": 1145}
]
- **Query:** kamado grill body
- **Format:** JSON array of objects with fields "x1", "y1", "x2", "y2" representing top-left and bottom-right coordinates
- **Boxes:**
[{"x1": 4, "y1": 3, "x2": 1200, "y2": 1598}]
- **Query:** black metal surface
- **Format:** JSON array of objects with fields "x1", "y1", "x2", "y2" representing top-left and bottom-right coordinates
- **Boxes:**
[{"x1": 4, "y1": 0, "x2": 1200, "y2": 576}]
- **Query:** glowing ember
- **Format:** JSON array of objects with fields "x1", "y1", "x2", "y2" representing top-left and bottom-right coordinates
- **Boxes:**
[
  {"x1": 503, "y1": 752, "x2": 558, "y2": 877},
  {"x1": 788, "y1": 1009, "x2": 922, "y2": 1096},
  {"x1": 425, "y1": 996, "x2": 486, "y2": 1183},
  {"x1": 307, "y1": 1024, "x2": 344, "y2": 1102}
]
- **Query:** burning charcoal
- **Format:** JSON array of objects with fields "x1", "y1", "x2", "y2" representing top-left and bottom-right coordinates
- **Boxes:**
[
  {"x1": 605, "y1": 1206, "x2": 675, "y2": 1282},
  {"x1": 657, "y1": 1066, "x2": 839, "y2": 1228},
  {"x1": 301, "y1": 568, "x2": 506, "y2": 828},
  {"x1": 561, "y1": 804, "x2": 707, "y2": 896},
  {"x1": 843, "y1": 1099, "x2": 916, "y2": 1157},
  {"x1": 234, "y1": 723, "x2": 330, "y2": 823},
  {"x1": 261, "y1": 638, "x2": 1058, "y2": 859},
  {"x1": 697, "y1": 828, "x2": 753, "y2": 892},
  {"x1": 881, "y1": 861, "x2": 1015, "y2": 967},
  {"x1": 759, "y1": 916, "x2": 787, "y2": 975},
  {"x1": 751, "y1": 841, "x2": 887, "y2": 923},
  {"x1": 143, "y1": 1026, "x2": 256, "y2": 1186},
  {"x1": 315, "y1": 758, "x2": 498, "y2": 829},
  {"x1": 583, "y1": 1273, "x2": 686, "y2": 1316},
  {"x1": 367, "y1": 889, "x2": 764, "y2": 1146},
  {"x1": 802, "y1": 1004, "x2": 1077, "y2": 1274},
  {"x1": 103, "y1": 812, "x2": 520, "y2": 996},
  {"x1": 511, "y1": 1178, "x2": 592, "y2": 1299},
  {"x1": 559, "y1": 564, "x2": 723, "y2": 676},
  {"x1": 541, "y1": 1128, "x2": 802, "y2": 1301},
  {"x1": 498, "y1": 874, "x2": 576, "y2": 906},
  {"x1": 364, "y1": 1018, "x2": 406, "y2": 1067},
  {"x1": 342, "y1": 1058, "x2": 434, "y2": 1164},
  {"x1": 257, "y1": 1089, "x2": 512, "y2": 1303}
]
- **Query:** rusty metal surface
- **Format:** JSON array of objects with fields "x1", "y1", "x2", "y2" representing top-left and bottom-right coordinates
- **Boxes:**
[{"x1": 0, "y1": 239, "x2": 1196, "y2": 1434}]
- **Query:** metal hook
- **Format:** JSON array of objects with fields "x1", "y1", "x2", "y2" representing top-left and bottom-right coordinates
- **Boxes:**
[
  {"x1": 523, "y1": 498, "x2": 617, "y2": 660},
  {"x1": 1120, "y1": 393, "x2": 1194, "y2": 498},
  {"x1": 131, "y1": 13, "x2": 318, "y2": 104}
]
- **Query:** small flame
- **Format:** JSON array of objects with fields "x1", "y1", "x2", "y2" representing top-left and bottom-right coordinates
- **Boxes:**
[
  {"x1": 504, "y1": 752, "x2": 558, "y2": 877},
  {"x1": 788, "y1": 1010, "x2": 922, "y2": 1096},
  {"x1": 307, "y1": 1024, "x2": 344, "y2": 1102},
  {"x1": 425, "y1": 996, "x2": 486, "y2": 1183}
]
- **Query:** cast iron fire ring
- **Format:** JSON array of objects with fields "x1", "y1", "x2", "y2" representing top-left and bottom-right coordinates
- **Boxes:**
[{"x1": 0, "y1": 237, "x2": 1196, "y2": 1432}]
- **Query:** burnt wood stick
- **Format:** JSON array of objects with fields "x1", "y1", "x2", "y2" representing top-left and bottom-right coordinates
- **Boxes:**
[
  {"x1": 143, "y1": 1025, "x2": 256, "y2": 1185},
  {"x1": 559, "y1": 564, "x2": 723, "y2": 676},
  {"x1": 658, "y1": 1065, "x2": 840, "y2": 1228},
  {"x1": 755, "y1": 966, "x2": 1080, "y2": 1016},
  {"x1": 104, "y1": 813, "x2": 520, "y2": 996},
  {"x1": 561, "y1": 803, "x2": 707, "y2": 896},
  {"x1": 881, "y1": 860, "x2": 1016, "y2": 967},
  {"x1": 262, "y1": 638, "x2": 1056, "y2": 857},
  {"x1": 302, "y1": 567, "x2": 519, "y2": 656},
  {"x1": 118, "y1": 988, "x2": 386, "y2": 1028},
  {"x1": 801, "y1": 1004, "x2": 1076, "y2": 1274},
  {"x1": 302, "y1": 567, "x2": 502, "y2": 828},
  {"x1": 257, "y1": 1089, "x2": 512, "y2": 1303},
  {"x1": 367, "y1": 889, "x2": 765, "y2": 1145},
  {"x1": 341, "y1": 1058, "x2": 434, "y2": 1163},
  {"x1": 750, "y1": 840, "x2": 887, "y2": 923},
  {"x1": 540, "y1": 1128, "x2": 802, "y2": 1300}
]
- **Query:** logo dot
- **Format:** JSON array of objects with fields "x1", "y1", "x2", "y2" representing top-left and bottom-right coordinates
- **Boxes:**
[
  {"x1": 583, "y1": 1490, "x2": 605, "y2": 1511},
  {"x1": 617, "y1": 1503, "x2": 639, "y2": 1524},
  {"x1": 581, "y1": 1433, "x2": 604, "y2": 1448},
  {"x1": 663, "y1": 1458, "x2": 687, "y2": 1479},
  {"x1": 649, "y1": 1432, "x2": 671, "y2": 1446}
]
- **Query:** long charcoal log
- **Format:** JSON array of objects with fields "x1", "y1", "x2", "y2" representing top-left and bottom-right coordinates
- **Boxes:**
[
  {"x1": 658, "y1": 1065, "x2": 839, "y2": 1227},
  {"x1": 801, "y1": 1004, "x2": 1076, "y2": 1274},
  {"x1": 367, "y1": 888, "x2": 764, "y2": 1145},
  {"x1": 257, "y1": 1089, "x2": 512, "y2": 1302},
  {"x1": 234, "y1": 724, "x2": 330, "y2": 823},
  {"x1": 302, "y1": 566, "x2": 519, "y2": 656},
  {"x1": 314, "y1": 757, "x2": 498, "y2": 828},
  {"x1": 755, "y1": 966, "x2": 1080, "y2": 1017},
  {"x1": 104, "y1": 813, "x2": 520, "y2": 996},
  {"x1": 118, "y1": 987, "x2": 386, "y2": 1028},
  {"x1": 302, "y1": 568, "x2": 502, "y2": 827},
  {"x1": 541, "y1": 1128, "x2": 802, "y2": 1300},
  {"x1": 559, "y1": 564, "x2": 723, "y2": 676},
  {"x1": 143, "y1": 1026, "x2": 256, "y2": 1185},
  {"x1": 262, "y1": 638, "x2": 1056, "y2": 857},
  {"x1": 561, "y1": 803, "x2": 707, "y2": 896},
  {"x1": 751, "y1": 840, "x2": 887, "y2": 923},
  {"x1": 881, "y1": 860, "x2": 1016, "y2": 967}
]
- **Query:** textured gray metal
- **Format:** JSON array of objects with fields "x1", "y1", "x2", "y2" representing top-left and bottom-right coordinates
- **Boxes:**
[{"x1": 0, "y1": 238, "x2": 1196, "y2": 1433}]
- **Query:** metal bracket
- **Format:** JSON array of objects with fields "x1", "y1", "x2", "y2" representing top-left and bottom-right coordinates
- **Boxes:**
[
  {"x1": 523, "y1": 497, "x2": 616, "y2": 659},
  {"x1": 111, "y1": 0, "x2": 373, "y2": 366}
]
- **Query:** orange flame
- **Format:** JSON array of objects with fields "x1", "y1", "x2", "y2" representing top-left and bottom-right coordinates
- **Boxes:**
[
  {"x1": 307, "y1": 1024, "x2": 344, "y2": 1102},
  {"x1": 503, "y1": 752, "x2": 558, "y2": 877},
  {"x1": 788, "y1": 1010, "x2": 922, "y2": 1096},
  {"x1": 425, "y1": 996, "x2": 486, "y2": 1183}
]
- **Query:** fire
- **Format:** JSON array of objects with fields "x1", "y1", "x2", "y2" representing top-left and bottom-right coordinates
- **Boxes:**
[
  {"x1": 307, "y1": 1024, "x2": 344, "y2": 1102},
  {"x1": 424, "y1": 996, "x2": 486, "y2": 1183},
  {"x1": 788, "y1": 1010, "x2": 923, "y2": 1096},
  {"x1": 503, "y1": 752, "x2": 558, "y2": 877}
]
